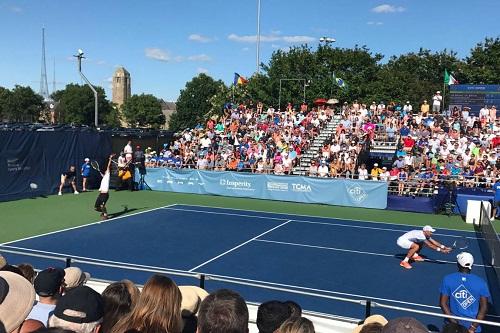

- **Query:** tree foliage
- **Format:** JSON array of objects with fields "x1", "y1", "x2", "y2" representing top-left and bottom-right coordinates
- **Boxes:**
[
  {"x1": 462, "y1": 37, "x2": 500, "y2": 84},
  {"x1": 169, "y1": 73, "x2": 224, "y2": 131},
  {"x1": 52, "y1": 84, "x2": 115, "y2": 126},
  {"x1": 122, "y1": 94, "x2": 165, "y2": 128},
  {"x1": 0, "y1": 85, "x2": 44, "y2": 122}
]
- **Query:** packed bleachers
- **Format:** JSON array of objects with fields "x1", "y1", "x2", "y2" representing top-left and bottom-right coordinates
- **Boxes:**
[{"x1": 141, "y1": 96, "x2": 499, "y2": 199}]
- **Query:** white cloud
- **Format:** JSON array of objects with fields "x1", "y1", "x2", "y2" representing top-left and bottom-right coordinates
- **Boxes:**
[
  {"x1": 271, "y1": 44, "x2": 281, "y2": 49},
  {"x1": 228, "y1": 33, "x2": 315, "y2": 44},
  {"x1": 197, "y1": 67, "x2": 209, "y2": 74},
  {"x1": 103, "y1": 77, "x2": 112, "y2": 83},
  {"x1": 145, "y1": 48, "x2": 171, "y2": 62},
  {"x1": 188, "y1": 34, "x2": 213, "y2": 43},
  {"x1": 188, "y1": 54, "x2": 212, "y2": 62},
  {"x1": 367, "y1": 21, "x2": 384, "y2": 25},
  {"x1": 372, "y1": 4, "x2": 405, "y2": 13}
]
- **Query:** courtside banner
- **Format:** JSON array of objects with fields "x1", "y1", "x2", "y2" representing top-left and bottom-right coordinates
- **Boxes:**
[{"x1": 141, "y1": 168, "x2": 388, "y2": 209}]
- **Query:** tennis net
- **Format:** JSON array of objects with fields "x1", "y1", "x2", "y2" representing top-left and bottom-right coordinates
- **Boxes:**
[{"x1": 479, "y1": 201, "x2": 500, "y2": 283}]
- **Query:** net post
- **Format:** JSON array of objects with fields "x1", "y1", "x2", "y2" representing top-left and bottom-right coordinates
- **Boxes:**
[
  {"x1": 364, "y1": 300, "x2": 372, "y2": 318},
  {"x1": 65, "y1": 257, "x2": 72, "y2": 268},
  {"x1": 199, "y1": 274, "x2": 206, "y2": 289}
]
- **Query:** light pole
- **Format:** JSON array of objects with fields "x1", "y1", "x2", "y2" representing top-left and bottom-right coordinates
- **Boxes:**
[
  {"x1": 278, "y1": 78, "x2": 307, "y2": 111},
  {"x1": 74, "y1": 49, "x2": 99, "y2": 128},
  {"x1": 256, "y1": 0, "x2": 261, "y2": 74}
]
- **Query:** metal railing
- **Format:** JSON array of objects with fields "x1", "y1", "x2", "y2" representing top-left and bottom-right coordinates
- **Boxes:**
[{"x1": 1, "y1": 247, "x2": 499, "y2": 329}]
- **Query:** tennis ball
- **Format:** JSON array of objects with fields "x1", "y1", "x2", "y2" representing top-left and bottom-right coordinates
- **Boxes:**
[{"x1": 30, "y1": 183, "x2": 38, "y2": 189}]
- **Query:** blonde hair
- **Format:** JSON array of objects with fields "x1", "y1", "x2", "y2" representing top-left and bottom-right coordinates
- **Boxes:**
[
  {"x1": 278, "y1": 317, "x2": 315, "y2": 333},
  {"x1": 110, "y1": 274, "x2": 182, "y2": 333}
]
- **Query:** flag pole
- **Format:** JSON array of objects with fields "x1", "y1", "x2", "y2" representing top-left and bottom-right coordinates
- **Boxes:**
[{"x1": 442, "y1": 70, "x2": 446, "y2": 115}]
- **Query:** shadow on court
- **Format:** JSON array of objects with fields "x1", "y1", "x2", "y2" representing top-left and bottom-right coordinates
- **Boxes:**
[{"x1": 107, "y1": 205, "x2": 145, "y2": 219}]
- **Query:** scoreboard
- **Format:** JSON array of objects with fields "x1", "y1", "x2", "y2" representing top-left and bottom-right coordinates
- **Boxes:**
[{"x1": 449, "y1": 84, "x2": 500, "y2": 116}]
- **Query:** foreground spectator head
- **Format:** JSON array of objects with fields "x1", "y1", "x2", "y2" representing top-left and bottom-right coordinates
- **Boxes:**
[
  {"x1": 381, "y1": 317, "x2": 427, "y2": 333},
  {"x1": 110, "y1": 274, "x2": 182, "y2": 333},
  {"x1": 101, "y1": 280, "x2": 140, "y2": 333},
  {"x1": 180, "y1": 285, "x2": 209, "y2": 332},
  {"x1": 17, "y1": 264, "x2": 36, "y2": 284},
  {"x1": 284, "y1": 301, "x2": 302, "y2": 319},
  {"x1": 197, "y1": 289, "x2": 248, "y2": 333},
  {"x1": 33, "y1": 328, "x2": 75, "y2": 333},
  {"x1": 257, "y1": 301, "x2": 292, "y2": 333},
  {"x1": 19, "y1": 320, "x2": 44, "y2": 333},
  {"x1": 48, "y1": 286, "x2": 104, "y2": 333},
  {"x1": 63, "y1": 268, "x2": 90, "y2": 291},
  {"x1": 34, "y1": 268, "x2": 65, "y2": 297},
  {"x1": 278, "y1": 317, "x2": 315, "y2": 333},
  {"x1": 0, "y1": 256, "x2": 6, "y2": 270},
  {"x1": 0, "y1": 271, "x2": 36, "y2": 333},
  {"x1": 353, "y1": 315, "x2": 388, "y2": 333}
]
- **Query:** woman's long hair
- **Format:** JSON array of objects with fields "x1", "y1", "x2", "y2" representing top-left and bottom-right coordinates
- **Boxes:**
[
  {"x1": 110, "y1": 275, "x2": 182, "y2": 333},
  {"x1": 101, "y1": 280, "x2": 140, "y2": 333}
]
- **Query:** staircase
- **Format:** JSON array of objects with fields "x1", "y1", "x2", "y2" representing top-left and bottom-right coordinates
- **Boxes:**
[{"x1": 292, "y1": 115, "x2": 342, "y2": 175}]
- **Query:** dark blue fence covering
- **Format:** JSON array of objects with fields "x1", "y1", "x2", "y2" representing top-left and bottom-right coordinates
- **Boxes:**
[{"x1": 0, "y1": 131, "x2": 112, "y2": 201}]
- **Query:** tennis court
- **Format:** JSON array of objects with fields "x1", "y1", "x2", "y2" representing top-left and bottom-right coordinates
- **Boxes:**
[{"x1": 1, "y1": 204, "x2": 498, "y2": 329}]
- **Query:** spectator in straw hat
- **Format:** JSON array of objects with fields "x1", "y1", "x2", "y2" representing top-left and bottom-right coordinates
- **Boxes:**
[
  {"x1": 27, "y1": 268, "x2": 65, "y2": 326},
  {"x1": 0, "y1": 255, "x2": 6, "y2": 270},
  {"x1": 48, "y1": 286, "x2": 104, "y2": 333},
  {"x1": 0, "y1": 271, "x2": 36, "y2": 333},
  {"x1": 179, "y1": 286, "x2": 209, "y2": 333},
  {"x1": 352, "y1": 315, "x2": 388, "y2": 333},
  {"x1": 439, "y1": 252, "x2": 490, "y2": 333},
  {"x1": 63, "y1": 267, "x2": 90, "y2": 292}
]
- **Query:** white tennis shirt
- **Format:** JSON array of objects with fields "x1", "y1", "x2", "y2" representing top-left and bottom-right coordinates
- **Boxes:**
[
  {"x1": 99, "y1": 171, "x2": 110, "y2": 193},
  {"x1": 399, "y1": 230, "x2": 428, "y2": 243}
]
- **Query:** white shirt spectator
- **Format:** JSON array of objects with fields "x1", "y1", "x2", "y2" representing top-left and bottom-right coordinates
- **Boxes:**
[
  {"x1": 432, "y1": 94, "x2": 442, "y2": 107},
  {"x1": 480, "y1": 106, "x2": 489, "y2": 118},
  {"x1": 330, "y1": 143, "x2": 341, "y2": 154},
  {"x1": 318, "y1": 164, "x2": 329, "y2": 177},
  {"x1": 380, "y1": 170, "x2": 390, "y2": 182},
  {"x1": 200, "y1": 137, "x2": 211, "y2": 149},
  {"x1": 403, "y1": 103, "x2": 413, "y2": 113},
  {"x1": 358, "y1": 167, "x2": 368, "y2": 180}
]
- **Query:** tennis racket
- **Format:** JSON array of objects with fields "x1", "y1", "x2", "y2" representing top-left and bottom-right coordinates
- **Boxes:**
[
  {"x1": 451, "y1": 237, "x2": 469, "y2": 251},
  {"x1": 90, "y1": 160, "x2": 100, "y2": 172}
]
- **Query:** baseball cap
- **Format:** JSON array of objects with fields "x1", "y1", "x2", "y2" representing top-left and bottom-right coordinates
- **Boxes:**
[
  {"x1": 0, "y1": 271, "x2": 36, "y2": 333},
  {"x1": 423, "y1": 225, "x2": 436, "y2": 232},
  {"x1": 53, "y1": 286, "x2": 104, "y2": 324},
  {"x1": 457, "y1": 252, "x2": 474, "y2": 269},
  {"x1": 84, "y1": 158, "x2": 90, "y2": 162},
  {"x1": 374, "y1": 163, "x2": 378, "y2": 166},
  {"x1": 64, "y1": 267, "x2": 90, "y2": 290},
  {"x1": 382, "y1": 317, "x2": 428, "y2": 333},
  {"x1": 34, "y1": 267, "x2": 65, "y2": 296}
]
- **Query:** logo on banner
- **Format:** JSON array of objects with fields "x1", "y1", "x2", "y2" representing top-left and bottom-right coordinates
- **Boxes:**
[
  {"x1": 347, "y1": 183, "x2": 367, "y2": 203},
  {"x1": 453, "y1": 284, "x2": 476, "y2": 310},
  {"x1": 7, "y1": 158, "x2": 31, "y2": 172},
  {"x1": 291, "y1": 183, "x2": 312, "y2": 192},
  {"x1": 267, "y1": 182, "x2": 289, "y2": 191},
  {"x1": 219, "y1": 178, "x2": 253, "y2": 191}
]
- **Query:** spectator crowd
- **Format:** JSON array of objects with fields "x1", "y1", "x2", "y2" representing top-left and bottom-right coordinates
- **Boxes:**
[{"x1": 139, "y1": 94, "x2": 499, "y2": 198}]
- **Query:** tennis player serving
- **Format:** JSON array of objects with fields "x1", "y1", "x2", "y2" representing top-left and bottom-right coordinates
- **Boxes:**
[
  {"x1": 94, "y1": 154, "x2": 115, "y2": 220},
  {"x1": 397, "y1": 225, "x2": 452, "y2": 269}
]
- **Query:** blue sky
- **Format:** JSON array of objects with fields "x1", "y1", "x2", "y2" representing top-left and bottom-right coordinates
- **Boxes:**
[{"x1": 0, "y1": 0, "x2": 498, "y2": 101}]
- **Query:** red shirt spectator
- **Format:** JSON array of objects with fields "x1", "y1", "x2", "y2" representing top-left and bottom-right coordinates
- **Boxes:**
[{"x1": 403, "y1": 136, "x2": 416, "y2": 150}]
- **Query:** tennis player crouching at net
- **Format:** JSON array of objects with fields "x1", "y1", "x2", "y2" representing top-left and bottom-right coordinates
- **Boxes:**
[
  {"x1": 95, "y1": 154, "x2": 114, "y2": 220},
  {"x1": 397, "y1": 225, "x2": 452, "y2": 269}
]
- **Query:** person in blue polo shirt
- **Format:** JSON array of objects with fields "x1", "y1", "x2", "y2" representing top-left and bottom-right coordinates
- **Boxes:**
[
  {"x1": 81, "y1": 158, "x2": 91, "y2": 192},
  {"x1": 439, "y1": 252, "x2": 490, "y2": 332},
  {"x1": 493, "y1": 176, "x2": 500, "y2": 219}
]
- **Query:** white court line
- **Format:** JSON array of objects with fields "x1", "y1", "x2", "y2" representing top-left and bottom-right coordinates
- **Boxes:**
[
  {"x1": 254, "y1": 239, "x2": 493, "y2": 268},
  {"x1": 165, "y1": 206, "x2": 483, "y2": 240},
  {"x1": 169, "y1": 203, "x2": 480, "y2": 233},
  {"x1": 188, "y1": 220, "x2": 292, "y2": 272},
  {"x1": 0, "y1": 245, "x2": 191, "y2": 274},
  {"x1": 1, "y1": 204, "x2": 178, "y2": 246}
]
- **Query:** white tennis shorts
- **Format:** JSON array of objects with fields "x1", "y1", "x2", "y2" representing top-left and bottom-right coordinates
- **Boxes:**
[{"x1": 397, "y1": 237, "x2": 414, "y2": 249}]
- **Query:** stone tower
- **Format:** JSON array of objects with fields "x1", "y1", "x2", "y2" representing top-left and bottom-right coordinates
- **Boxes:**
[{"x1": 112, "y1": 67, "x2": 131, "y2": 107}]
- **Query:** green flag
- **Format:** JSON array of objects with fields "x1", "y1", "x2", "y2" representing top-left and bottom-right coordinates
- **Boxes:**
[{"x1": 444, "y1": 69, "x2": 458, "y2": 85}]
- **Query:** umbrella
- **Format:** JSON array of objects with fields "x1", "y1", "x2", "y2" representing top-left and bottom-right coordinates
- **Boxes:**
[
  {"x1": 314, "y1": 98, "x2": 327, "y2": 105},
  {"x1": 327, "y1": 98, "x2": 339, "y2": 104}
]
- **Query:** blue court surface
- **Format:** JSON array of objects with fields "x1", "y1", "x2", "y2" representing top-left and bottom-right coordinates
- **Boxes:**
[{"x1": 1, "y1": 204, "x2": 499, "y2": 330}]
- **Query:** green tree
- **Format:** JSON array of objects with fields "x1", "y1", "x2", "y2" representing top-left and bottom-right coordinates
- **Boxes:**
[
  {"x1": 122, "y1": 94, "x2": 165, "y2": 128},
  {"x1": 52, "y1": 84, "x2": 114, "y2": 126},
  {"x1": 169, "y1": 73, "x2": 224, "y2": 131},
  {"x1": 0, "y1": 86, "x2": 11, "y2": 120},
  {"x1": 2, "y1": 85, "x2": 44, "y2": 122},
  {"x1": 463, "y1": 37, "x2": 500, "y2": 84}
]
